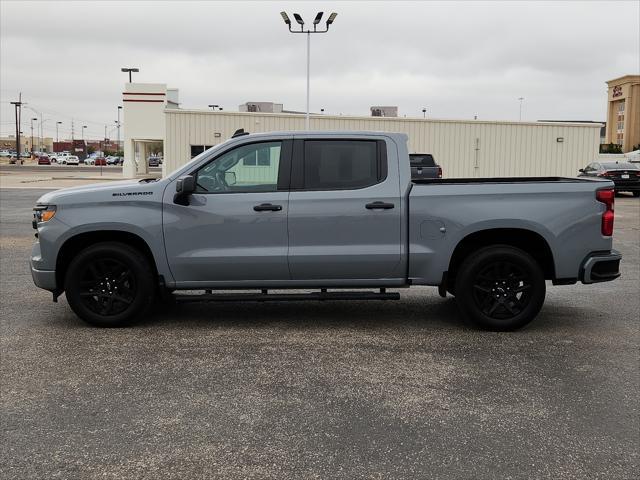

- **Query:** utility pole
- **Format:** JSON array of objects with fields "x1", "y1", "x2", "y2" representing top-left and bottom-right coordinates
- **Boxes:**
[
  {"x1": 10, "y1": 96, "x2": 22, "y2": 159},
  {"x1": 71, "y1": 120, "x2": 75, "y2": 142},
  {"x1": 422, "y1": 107, "x2": 427, "y2": 119},
  {"x1": 56, "y1": 121, "x2": 62, "y2": 144}
]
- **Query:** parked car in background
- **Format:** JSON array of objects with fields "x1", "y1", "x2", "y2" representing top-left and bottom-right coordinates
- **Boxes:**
[
  {"x1": 94, "y1": 157, "x2": 107, "y2": 166},
  {"x1": 148, "y1": 156, "x2": 160, "y2": 167},
  {"x1": 37, "y1": 155, "x2": 51, "y2": 165},
  {"x1": 50, "y1": 152, "x2": 71, "y2": 163},
  {"x1": 579, "y1": 161, "x2": 640, "y2": 196},
  {"x1": 409, "y1": 153, "x2": 442, "y2": 179},
  {"x1": 106, "y1": 156, "x2": 122, "y2": 165},
  {"x1": 8, "y1": 152, "x2": 30, "y2": 164},
  {"x1": 0, "y1": 150, "x2": 11, "y2": 157},
  {"x1": 61, "y1": 155, "x2": 80, "y2": 165},
  {"x1": 625, "y1": 150, "x2": 640, "y2": 164}
]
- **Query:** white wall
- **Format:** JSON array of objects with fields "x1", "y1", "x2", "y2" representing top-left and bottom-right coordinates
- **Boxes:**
[
  {"x1": 164, "y1": 110, "x2": 602, "y2": 178},
  {"x1": 122, "y1": 83, "x2": 169, "y2": 177}
]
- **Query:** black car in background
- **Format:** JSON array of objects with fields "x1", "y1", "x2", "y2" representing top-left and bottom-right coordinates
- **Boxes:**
[
  {"x1": 409, "y1": 153, "x2": 442, "y2": 179},
  {"x1": 579, "y1": 161, "x2": 640, "y2": 196}
]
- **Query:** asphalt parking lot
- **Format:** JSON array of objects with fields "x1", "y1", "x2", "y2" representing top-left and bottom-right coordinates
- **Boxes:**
[{"x1": 1, "y1": 188, "x2": 638, "y2": 479}]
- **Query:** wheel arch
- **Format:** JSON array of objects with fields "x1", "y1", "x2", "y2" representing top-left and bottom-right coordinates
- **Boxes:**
[
  {"x1": 55, "y1": 230, "x2": 158, "y2": 290},
  {"x1": 447, "y1": 228, "x2": 556, "y2": 287}
]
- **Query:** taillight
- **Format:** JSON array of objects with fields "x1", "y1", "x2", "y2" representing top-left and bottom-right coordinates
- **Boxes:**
[
  {"x1": 596, "y1": 189, "x2": 614, "y2": 236},
  {"x1": 437, "y1": 166, "x2": 443, "y2": 178}
]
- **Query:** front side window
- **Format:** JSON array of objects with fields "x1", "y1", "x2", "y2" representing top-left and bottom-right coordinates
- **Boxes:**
[
  {"x1": 303, "y1": 140, "x2": 380, "y2": 190},
  {"x1": 195, "y1": 142, "x2": 281, "y2": 193}
]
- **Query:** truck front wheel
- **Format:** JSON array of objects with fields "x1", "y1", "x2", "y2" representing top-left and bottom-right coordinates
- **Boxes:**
[
  {"x1": 454, "y1": 245, "x2": 545, "y2": 331},
  {"x1": 64, "y1": 242, "x2": 156, "y2": 327}
]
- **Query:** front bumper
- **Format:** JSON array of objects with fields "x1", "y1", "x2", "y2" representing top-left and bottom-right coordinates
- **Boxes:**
[
  {"x1": 30, "y1": 263, "x2": 57, "y2": 291},
  {"x1": 580, "y1": 250, "x2": 622, "y2": 284}
]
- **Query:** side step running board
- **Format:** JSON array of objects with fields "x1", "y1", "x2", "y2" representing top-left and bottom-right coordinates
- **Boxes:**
[{"x1": 174, "y1": 289, "x2": 400, "y2": 303}]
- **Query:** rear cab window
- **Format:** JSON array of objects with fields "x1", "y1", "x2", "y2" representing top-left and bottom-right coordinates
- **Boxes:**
[
  {"x1": 409, "y1": 154, "x2": 436, "y2": 167},
  {"x1": 292, "y1": 139, "x2": 387, "y2": 190}
]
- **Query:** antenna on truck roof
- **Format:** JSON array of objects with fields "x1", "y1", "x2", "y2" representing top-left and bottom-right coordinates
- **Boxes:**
[{"x1": 232, "y1": 128, "x2": 249, "y2": 138}]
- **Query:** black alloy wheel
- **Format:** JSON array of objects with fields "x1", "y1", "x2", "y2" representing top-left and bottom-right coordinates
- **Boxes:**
[
  {"x1": 64, "y1": 242, "x2": 155, "y2": 327},
  {"x1": 471, "y1": 260, "x2": 533, "y2": 320},
  {"x1": 455, "y1": 245, "x2": 546, "y2": 331},
  {"x1": 78, "y1": 258, "x2": 136, "y2": 316}
]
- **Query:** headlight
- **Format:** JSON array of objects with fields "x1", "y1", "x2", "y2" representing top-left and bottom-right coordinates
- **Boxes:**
[{"x1": 33, "y1": 205, "x2": 56, "y2": 228}]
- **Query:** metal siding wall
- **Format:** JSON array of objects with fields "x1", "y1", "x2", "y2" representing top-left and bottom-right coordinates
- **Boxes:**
[{"x1": 164, "y1": 110, "x2": 601, "y2": 178}]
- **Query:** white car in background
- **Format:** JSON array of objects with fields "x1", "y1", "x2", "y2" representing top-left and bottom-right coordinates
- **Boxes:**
[
  {"x1": 50, "y1": 152, "x2": 71, "y2": 163},
  {"x1": 61, "y1": 155, "x2": 79, "y2": 165}
]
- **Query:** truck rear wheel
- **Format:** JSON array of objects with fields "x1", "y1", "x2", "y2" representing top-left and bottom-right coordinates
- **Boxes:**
[
  {"x1": 454, "y1": 245, "x2": 545, "y2": 331},
  {"x1": 64, "y1": 242, "x2": 156, "y2": 327}
]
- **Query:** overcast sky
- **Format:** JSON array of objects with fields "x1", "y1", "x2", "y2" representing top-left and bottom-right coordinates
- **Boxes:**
[{"x1": 1, "y1": 0, "x2": 638, "y2": 140}]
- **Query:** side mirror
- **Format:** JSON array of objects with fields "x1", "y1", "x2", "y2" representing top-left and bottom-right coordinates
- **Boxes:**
[
  {"x1": 176, "y1": 175, "x2": 196, "y2": 194},
  {"x1": 174, "y1": 175, "x2": 196, "y2": 205},
  {"x1": 224, "y1": 171, "x2": 236, "y2": 186},
  {"x1": 578, "y1": 168, "x2": 584, "y2": 173}
]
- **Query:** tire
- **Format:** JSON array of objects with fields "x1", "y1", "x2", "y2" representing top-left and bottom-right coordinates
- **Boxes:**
[
  {"x1": 64, "y1": 242, "x2": 156, "y2": 327},
  {"x1": 454, "y1": 245, "x2": 545, "y2": 331}
]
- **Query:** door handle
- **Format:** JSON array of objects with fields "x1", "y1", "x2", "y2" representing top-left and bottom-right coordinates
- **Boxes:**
[
  {"x1": 253, "y1": 203, "x2": 282, "y2": 212},
  {"x1": 366, "y1": 201, "x2": 395, "y2": 210}
]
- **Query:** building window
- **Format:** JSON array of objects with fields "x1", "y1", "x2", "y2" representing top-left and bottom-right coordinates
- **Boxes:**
[
  {"x1": 617, "y1": 102, "x2": 625, "y2": 113},
  {"x1": 242, "y1": 144, "x2": 274, "y2": 166},
  {"x1": 617, "y1": 121, "x2": 624, "y2": 132},
  {"x1": 191, "y1": 145, "x2": 214, "y2": 158}
]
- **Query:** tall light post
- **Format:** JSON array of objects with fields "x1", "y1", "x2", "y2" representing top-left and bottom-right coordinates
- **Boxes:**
[
  {"x1": 117, "y1": 105, "x2": 122, "y2": 155},
  {"x1": 280, "y1": 11, "x2": 338, "y2": 130},
  {"x1": 422, "y1": 107, "x2": 427, "y2": 119},
  {"x1": 121, "y1": 67, "x2": 139, "y2": 82},
  {"x1": 82, "y1": 125, "x2": 87, "y2": 141},
  {"x1": 518, "y1": 97, "x2": 524, "y2": 121},
  {"x1": 56, "y1": 121, "x2": 62, "y2": 144},
  {"x1": 208, "y1": 104, "x2": 220, "y2": 111},
  {"x1": 31, "y1": 117, "x2": 37, "y2": 154}
]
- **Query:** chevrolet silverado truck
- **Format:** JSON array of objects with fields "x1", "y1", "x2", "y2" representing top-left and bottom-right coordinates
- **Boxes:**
[{"x1": 30, "y1": 131, "x2": 621, "y2": 330}]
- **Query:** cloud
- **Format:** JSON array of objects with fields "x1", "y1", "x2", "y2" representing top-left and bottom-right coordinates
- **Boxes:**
[{"x1": 1, "y1": 1, "x2": 638, "y2": 139}]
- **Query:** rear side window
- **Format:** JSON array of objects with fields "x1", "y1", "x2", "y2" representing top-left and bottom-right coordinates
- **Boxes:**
[{"x1": 302, "y1": 140, "x2": 381, "y2": 190}]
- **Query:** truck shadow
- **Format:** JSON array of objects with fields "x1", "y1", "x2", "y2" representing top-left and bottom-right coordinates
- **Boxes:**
[{"x1": 138, "y1": 294, "x2": 471, "y2": 331}]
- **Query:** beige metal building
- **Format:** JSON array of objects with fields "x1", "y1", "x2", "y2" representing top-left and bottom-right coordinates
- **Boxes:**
[
  {"x1": 164, "y1": 110, "x2": 601, "y2": 178},
  {"x1": 605, "y1": 75, "x2": 640, "y2": 152}
]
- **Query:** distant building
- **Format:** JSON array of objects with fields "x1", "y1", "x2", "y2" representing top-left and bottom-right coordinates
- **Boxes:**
[
  {"x1": 605, "y1": 75, "x2": 640, "y2": 152},
  {"x1": 0, "y1": 135, "x2": 54, "y2": 153}
]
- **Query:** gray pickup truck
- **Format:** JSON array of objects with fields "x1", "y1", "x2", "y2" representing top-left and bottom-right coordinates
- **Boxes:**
[{"x1": 30, "y1": 131, "x2": 621, "y2": 330}]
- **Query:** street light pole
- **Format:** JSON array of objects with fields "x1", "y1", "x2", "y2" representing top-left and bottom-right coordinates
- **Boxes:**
[
  {"x1": 280, "y1": 11, "x2": 338, "y2": 130},
  {"x1": 518, "y1": 97, "x2": 524, "y2": 121},
  {"x1": 117, "y1": 105, "x2": 122, "y2": 155},
  {"x1": 422, "y1": 107, "x2": 427, "y2": 119},
  {"x1": 56, "y1": 121, "x2": 62, "y2": 144},
  {"x1": 30, "y1": 118, "x2": 37, "y2": 154},
  {"x1": 121, "y1": 67, "x2": 139, "y2": 82}
]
